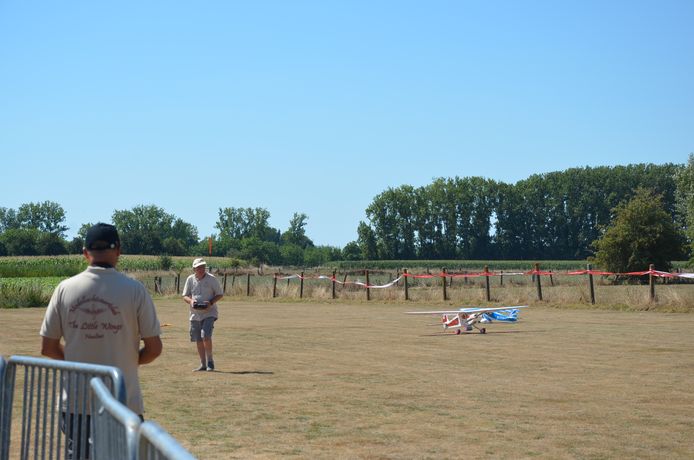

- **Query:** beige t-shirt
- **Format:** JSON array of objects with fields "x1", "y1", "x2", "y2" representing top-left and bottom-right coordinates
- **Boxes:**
[
  {"x1": 182, "y1": 272, "x2": 223, "y2": 321},
  {"x1": 40, "y1": 266, "x2": 161, "y2": 414}
]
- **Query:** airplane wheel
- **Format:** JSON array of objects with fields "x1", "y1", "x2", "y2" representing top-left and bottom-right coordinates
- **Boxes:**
[
  {"x1": 456, "y1": 329, "x2": 461, "y2": 335},
  {"x1": 480, "y1": 328, "x2": 486, "y2": 334}
]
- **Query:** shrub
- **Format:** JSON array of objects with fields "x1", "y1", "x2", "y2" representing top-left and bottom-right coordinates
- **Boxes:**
[
  {"x1": 592, "y1": 188, "x2": 687, "y2": 273},
  {"x1": 158, "y1": 254, "x2": 173, "y2": 271},
  {"x1": 0, "y1": 282, "x2": 52, "y2": 308}
]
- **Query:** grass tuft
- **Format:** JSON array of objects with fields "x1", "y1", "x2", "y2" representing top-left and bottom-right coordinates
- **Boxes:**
[{"x1": 0, "y1": 282, "x2": 52, "y2": 308}]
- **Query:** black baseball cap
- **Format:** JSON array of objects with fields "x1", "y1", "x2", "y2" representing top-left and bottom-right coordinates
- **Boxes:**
[{"x1": 84, "y1": 223, "x2": 120, "y2": 251}]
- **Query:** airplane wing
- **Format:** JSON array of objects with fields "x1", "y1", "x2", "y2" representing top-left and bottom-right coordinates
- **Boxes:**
[
  {"x1": 458, "y1": 306, "x2": 527, "y2": 313},
  {"x1": 406, "y1": 306, "x2": 528, "y2": 315},
  {"x1": 406, "y1": 310, "x2": 474, "y2": 315}
]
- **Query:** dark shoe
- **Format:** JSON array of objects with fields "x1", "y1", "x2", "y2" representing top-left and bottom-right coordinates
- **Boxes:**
[
  {"x1": 206, "y1": 360, "x2": 215, "y2": 371},
  {"x1": 193, "y1": 364, "x2": 206, "y2": 372}
]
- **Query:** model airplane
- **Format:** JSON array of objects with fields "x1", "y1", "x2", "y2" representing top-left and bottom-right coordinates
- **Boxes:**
[{"x1": 406, "y1": 306, "x2": 528, "y2": 334}]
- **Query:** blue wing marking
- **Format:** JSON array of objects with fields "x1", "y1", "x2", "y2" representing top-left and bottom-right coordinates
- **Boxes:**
[{"x1": 486, "y1": 309, "x2": 520, "y2": 322}]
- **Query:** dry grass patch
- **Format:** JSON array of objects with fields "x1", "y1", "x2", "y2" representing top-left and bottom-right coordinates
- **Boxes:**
[{"x1": 2, "y1": 301, "x2": 694, "y2": 459}]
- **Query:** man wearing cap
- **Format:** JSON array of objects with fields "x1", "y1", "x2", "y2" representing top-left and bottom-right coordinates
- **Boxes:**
[
  {"x1": 182, "y1": 258, "x2": 223, "y2": 371},
  {"x1": 40, "y1": 223, "x2": 163, "y2": 457}
]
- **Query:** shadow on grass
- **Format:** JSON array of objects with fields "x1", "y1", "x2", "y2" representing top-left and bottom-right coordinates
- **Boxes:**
[
  {"x1": 208, "y1": 370, "x2": 274, "y2": 375},
  {"x1": 419, "y1": 329, "x2": 545, "y2": 337}
]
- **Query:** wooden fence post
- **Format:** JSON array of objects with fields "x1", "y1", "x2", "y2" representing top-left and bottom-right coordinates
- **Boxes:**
[
  {"x1": 535, "y1": 263, "x2": 543, "y2": 301},
  {"x1": 366, "y1": 270, "x2": 370, "y2": 301},
  {"x1": 332, "y1": 269, "x2": 337, "y2": 299},
  {"x1": 246, "y1": 273, "x2": 251, "y2": 297},
  {"x1": 649, "y1": 263, "x2": 655, "y2": 302},
  {"x1": 223, "y1": 273, "x2": 228, "y2": 294},
  {"x1": 484, "y1": 265, "x2": 491, "y2": 302},
  {"x1": 587, "y1": 264, "x2": 595, "y2": 305},
  {"x1": 300, "y1": 271, "x2": 304, "y2": 299},
  {"x1": 500, "y1": 270, "x2": 504, "y2": 287},
  {"x1": 272, "y1": 274, "x2": 277, "y2": 298},
  {"x1": 404, "y1": 268, "x2": 409, "y2": 301},
  {"x1": 442, "y1": 267, "x2": 447, "y2": 301},
  {"x1": 549, "y1": 270, "x2": 554, "y2": 286}
]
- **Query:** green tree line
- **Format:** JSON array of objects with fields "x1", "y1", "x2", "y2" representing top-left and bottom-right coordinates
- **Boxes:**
[
  {"x1": 351, "y1": 162, "x2": 693, "y2": 265},
  {"x1": 1, "y1": 160, "x2": 693, "y2": 269},
  {"x1": 0, "y1": 203, "x2": 342, "y2": 267}
]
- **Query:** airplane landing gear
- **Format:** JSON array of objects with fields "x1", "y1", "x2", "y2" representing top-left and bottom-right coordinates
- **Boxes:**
[{"x1": 480, "y1": 328, "x2": 486, "y2": 334}]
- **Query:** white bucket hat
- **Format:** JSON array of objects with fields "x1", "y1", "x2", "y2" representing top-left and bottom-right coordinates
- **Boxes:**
[{"x1": 192, "y1": 258, "x2": 207, "y2": 268}]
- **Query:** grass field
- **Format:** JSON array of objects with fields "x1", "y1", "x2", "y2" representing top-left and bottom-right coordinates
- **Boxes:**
[{"x1": 2, "y1": 300, "x2": 694, "y2": 459}]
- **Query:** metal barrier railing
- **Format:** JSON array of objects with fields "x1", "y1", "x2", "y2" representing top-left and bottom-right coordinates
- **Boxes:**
[
  {"x1": 138, "y1": 421, "x2": 196, "y2": 460},
  {"x1": 0, "y1": 356, "x2": 5, "y2": 455},
  {"x1": 90, "y1": 378, "x2": 141, "y2": 460},
  {"x1": 0, "y1": 355, "x2": 125, "y2": 460},
  {"x1": 1, "y1": 356, "x2": 196, "y2": 460}
]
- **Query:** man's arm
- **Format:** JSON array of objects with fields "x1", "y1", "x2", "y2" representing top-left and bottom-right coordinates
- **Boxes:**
[
  {"x1": 139, "y1": 336, "x2": 163, "y2": 365},
  {"x1": 41, "y1": 337, "x2": 64, "y2": 360},
  {"x1": 181, "y1": 276, "x2": 194, "y2": 306},
  {"x1": 210, "y1": 276, "x2": 224, "y2": 305}
]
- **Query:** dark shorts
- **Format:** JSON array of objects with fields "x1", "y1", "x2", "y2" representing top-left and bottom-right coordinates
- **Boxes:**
[
  {"x1": 61, "y1": 413, "x2": 144, "y2": 459},
  {"x1": 61, "y1": 413, "x2": 91, "y2": 459},
  {"x1": 190, "y1": 317, "x2": 216, "y2": 342}
]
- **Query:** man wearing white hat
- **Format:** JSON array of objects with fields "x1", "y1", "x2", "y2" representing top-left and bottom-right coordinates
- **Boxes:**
[{"x1": 182, "y1": 258, "x2": 223, "y2": 371}]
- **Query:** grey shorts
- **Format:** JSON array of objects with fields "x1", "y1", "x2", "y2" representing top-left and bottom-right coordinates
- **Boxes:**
[{"x1": 190, "y1": 317, "x2": 216, "y2": 342}]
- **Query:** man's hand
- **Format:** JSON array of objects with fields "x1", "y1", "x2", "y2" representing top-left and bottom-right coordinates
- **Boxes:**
[
  {"x1": 139, "y1": 336, "x2": 162, "y2": 365},
  {"x1": 41, "y1": 337, "x2": 65, "y2": 360}
]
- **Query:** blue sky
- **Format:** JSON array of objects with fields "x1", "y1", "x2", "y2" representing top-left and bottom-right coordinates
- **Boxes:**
[{"x1": 1, "y1": 1, "x2": 692, "y2": 247}]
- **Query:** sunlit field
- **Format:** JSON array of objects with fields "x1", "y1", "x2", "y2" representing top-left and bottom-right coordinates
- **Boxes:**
[{"x1": 2, "y1": 300, "x2": 693, "y2": 459}]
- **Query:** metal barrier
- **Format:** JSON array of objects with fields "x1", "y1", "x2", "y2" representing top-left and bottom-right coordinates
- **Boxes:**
[
  {"x1": 90, "y1": 379, "x2": 197, "y2": 460},
  {"x1": 0, "y1": 357, "x2": 5, "y2": 454},
  {"x1": 138, "y1": 421, "x2": 196, "y2": 460},
  {"x1": 0, "y1": 355, "x2": 125, "y2": 460},
  {"x1": 90, "y1": 378, "x2": 141, "y2": 460},
  {"x1": 1, "y1": 356, "x2": 196, "y2": 460}
]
